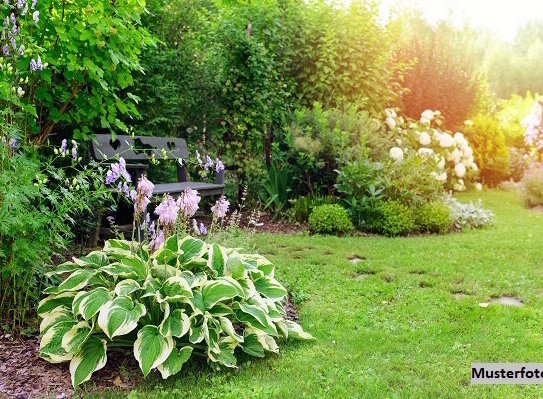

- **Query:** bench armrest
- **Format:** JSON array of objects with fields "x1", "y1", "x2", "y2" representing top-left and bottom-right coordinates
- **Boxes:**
[{"x1": 214, "y1": 169, "x2": 225, "y2": 185}]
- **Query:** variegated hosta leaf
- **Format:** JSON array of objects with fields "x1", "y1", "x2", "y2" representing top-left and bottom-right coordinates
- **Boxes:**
[
  {"x1": 275, "y1": 320, "x2": 289, "y2": 339},
  {"x1": 62, "y1": 320, "x2": 92, "y2": 353},
  {"x1": 73, "y1": 251, "x2": 109, "y2": 268},
  {"x1": 219, "y1": 316, "x2": 243, "y2": 343},
  {"x1": 50, "y1": 269, "x2": 97, "y2": 294},
  {"x1": 69, "y1": 336, "x2": 107, "y2": 387},
  {"x1": 241, "y1": 254, "x2": 275, "y2": 277},
  {"x1": 180, "y1": 271, "x2": 207, "y2": 288},
  {"x1": 103, "y1": 239, "x2": 133, "y2": 253},
  {"x1": 201, "y1": 277, "x2": 243, "y2": 309},
  {"x1": 114, "y1": 279, "x2": 142, "y2": 297},
  {"x1": 225, "y1": 255, "x2": 245, "y2": 279},
  {"x1": 39, "y1": 320, "x2": 77, "y2": 363},
  {"x1": 263, "y1": 298, "x2": 284, "y2": 321},
  {"x1": 159, "y1": 306, "x2": 190, "y2": 338},
  {"x1": 208, "y1": 337, "x2": 238, "y2": 368},
  {"x1": 101, "y1": 255, "x2": 147, "y2": 280},
  {"x1": 207, "y1": 243, "x2": 227, "y2": 277},
  {"x1": 151, "y1": 261, "x2": 179, "y2": 280},
  {"x1": 179, "y1": 236, "x2": 206, "y2": 262},
  {"x1": 241, "y1": 334, "x2": 265, "y2": 358},
  {"x1": 203, "y1": 317, "x2": 221, "y2": 355},
  {"x1": 72, "y1": 287, "x2": 111, "y2": 321},
  {"x1": 285, "y1": 320, "x2": 314, "y2": 340},
  {"x1": 254, "y1": 277, "x2": 288, "y2": 301},
  {"x1": 40, "y1": 306, "x2": 74, "y2": 334},
  {"x1": 189, "y1": 316, "x2": 205, "y2": 344},
  {"x1": 248, "y1": 328, "x2": 279, "y2": 354},
  {"x1": 134, "y1": 325, "x2": 174, "y2": 377},
  {"x1": 45, "y1": 262, "x2": 78, "y2": 277},
  {"x1": 158, "y1": 276, "x2": 193, "y2": 303},
  {"x1": 235, "y1": 303, "x2": 278, "y2": 336},
  {"x1": 38, "y1": 292, "x2": 76, "y2": 315},
  {"x1": 97, "y1": 296, "x2": 146, "y2": 339},
  {"x1": 141, "y1": 277, "x2": 161, "y2": 299},
  {"x1": 157, "y1": 346, "x2": 193, "y2": 379}
]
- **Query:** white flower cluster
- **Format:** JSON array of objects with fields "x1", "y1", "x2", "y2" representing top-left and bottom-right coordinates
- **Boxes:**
[{"x1": 385, "y1": 108, "x2": 479, "y2": 191}]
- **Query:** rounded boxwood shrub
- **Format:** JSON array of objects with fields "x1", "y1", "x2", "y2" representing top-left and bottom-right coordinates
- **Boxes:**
[
  {"x1": 414, "y1": 202, "x2": 452, "y2": 234},
  {"x1": 379, "y1": 200, "x2": 415, "y2": 236},
  {"x1": 308, "y1": 204, "x2": 354, "y2": 235}
]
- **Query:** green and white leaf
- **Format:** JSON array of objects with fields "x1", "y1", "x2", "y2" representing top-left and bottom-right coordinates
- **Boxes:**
[
  {"x1": 159, "y1": 276, "x2": 193, "y2": 303},
  {"x1": 157, "y1": 346, "x2": 193, "y2": 379},
  {"x1": 38, "y1": 292, "x2": 76, "y2": 315},
  {"x1": 285, "y1": 320, "x2": 314, "y2": 340},
  {"x1": 241, "y1": 334, "x2": 265, "y2": 358},
  {"x1": 56, "y1": 269, "x2": 97, "y2": 293},
  {"x1": 159, "y1": 307, "x2": 190, "y2": 338},
  {"x1": 62, "y1": 320, "x2": 92, "y2": 353},
  {"x1": 235, "y1": 303, "x2": 277, "y2": 336},
  {"x1": 114, "y1": 279, "x2": 141, "y2": 297},
  {"x1": 134, "y1": 325, "x2": 174, "y2": 377},
  {"x1": 39, "y1": 320, "x2": 77, "y2": 363},
  {"x1": 40, "y1": 306, "x2": 74, "y2": 334},
  {"x1": 69, "y1": 336, "x2": 107, "y2": 387},
  {"x1": 219, "y1": 316, "x2": 243, "y2": 343},
  {"x1": 98, "y1": 296, "x2": 146, "y2": 339},
  {"x1": 254, "y1": 277, "x2": 288, "y2": 301},
  {"x1": 179, "y1": 236, "x2": 206, "y2": 261},
  {"x1": 207, "y1": 243, "x2": 227, "y2": 277},
  {"x1": 201, "y1": 277, "x2": 243, "y2": 309},
  {"x1": 72, "y1": 287, "x2": 111, "y2": 320}
]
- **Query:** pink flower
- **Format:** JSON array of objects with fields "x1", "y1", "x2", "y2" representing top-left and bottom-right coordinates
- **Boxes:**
[
  {"x1": 133, "y1": 175, "x2": 154, "y2": 216},
  {"x1": 176, "y1": 188, "x2": 200, "y2": 218},
  {"x1": 155, "y1": 195, "x2": 179, "y2": 227},
  {"x1": 149, "y1": 229, "x2": 164, "y2": 251},
  {"x1": 211, "y1": 195, "x2": 229, "y2": 219}
]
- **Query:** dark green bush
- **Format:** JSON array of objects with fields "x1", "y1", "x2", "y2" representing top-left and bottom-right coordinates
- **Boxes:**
[
  {"x1": 378, "y1": 201, "x2": 415, "y2": 236},
  {"x1": 414, "y1": 202, "x2": 453, "y2": 234},
  {"x1": 308, "y1": 204, "x2": 354, "y2": 235},
  {"x1": 289, "y1": 195, "x2": 335, "y2": 223}
]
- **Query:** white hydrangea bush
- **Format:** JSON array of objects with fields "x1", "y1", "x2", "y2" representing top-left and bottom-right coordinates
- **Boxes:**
[{"x1": 383, "y1": 108, "x2": 479, "y2": 191}]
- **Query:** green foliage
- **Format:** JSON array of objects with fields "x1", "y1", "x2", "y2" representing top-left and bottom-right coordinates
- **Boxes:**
[
  {"x1": 508, "y1": 147, "x2": 532, "y2": 181},
  {"x1": 414, "y1": 202, "x2": 452, "y2": 234},
  {"x1": 443, "y1": 195, "x2": 494, "y2": 229},
  {"x1": 462, "y1": 115, "x2": 510, "y2": 187},
  {"x1": 391, "y1": 12, "x2": 484, "y2": 129},
  {"x1": 259, "y1": 159, "x2": 291, "y2": 216},
  {"x1": 495, "y1": 93, "x2": 538, "y2": 147},
  {"x1": 521, "y1": 166, "x2": 543, "y2": 207},
  {"x1": 287, "y1": 195, "x2": 335, "y2": 223},
  {"x1": 0, "y1": 0, "x2": 153, "y2": 144},
  {"x1": 377, "y1": 200, "x2": 415, "y2": 237},
  {"x1": 0, "y1": 118, "x2": 111, "y2": 331},
  {"x1": 38, "y1": 236, "x2": 312, "y2": 387},
  {"x1": 308, "y1": 204, "x2": 354, "y2": 235}
]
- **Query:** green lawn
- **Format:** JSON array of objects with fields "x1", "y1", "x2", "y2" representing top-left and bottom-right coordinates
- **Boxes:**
[{"x1": 91, "y1": 190, "x2": 543, "y2": 398}]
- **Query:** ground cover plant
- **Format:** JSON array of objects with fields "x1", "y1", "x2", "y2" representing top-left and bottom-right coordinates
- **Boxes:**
[{"x1": 67, "y1": 190, "x2": 543, "y2": 399}]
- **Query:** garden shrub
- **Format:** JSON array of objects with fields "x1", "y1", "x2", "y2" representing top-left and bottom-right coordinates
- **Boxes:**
[
  {"x1": 414, "y1": 202, "x2": 452, "y2": 234},
  {"x1": 443, "y1": 196, "x2": 494, "y2": 229},
  {"x1": 308, "y1": 204, "x2": 354, "y2": 235},
  {"x1": 521, "y1": 166, "x2": 543, "y2": 207},
  {"x1": 462, "y1": 115, "x2": 510, "y2": 187},
  {"x1": 508, "y1": 147, "x2": 532, "y2": 182},
  {"x1": 288, "y1": 195, "x2": 335, "y2": 223},
  {"x1": 38, "y1": 236, "x2": 312, "y2": 387},
  {"x1": 378, "y1": 200, "x2": 415, "y2": 236}
]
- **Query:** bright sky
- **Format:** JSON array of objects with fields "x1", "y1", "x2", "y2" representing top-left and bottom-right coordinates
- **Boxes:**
[{"x1": 379, "y1": 0, "x2": 543, "y2": 42}]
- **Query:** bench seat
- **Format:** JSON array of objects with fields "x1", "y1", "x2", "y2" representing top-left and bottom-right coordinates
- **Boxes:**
[{"x1": 153, "y1": 182, "x2": 225, "y2": 197}]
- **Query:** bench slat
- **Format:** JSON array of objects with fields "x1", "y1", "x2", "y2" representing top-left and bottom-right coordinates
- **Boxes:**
[
  {"x1": 91, "y1": 134, "x2": 189, "y2": 161},
  {"x1": 153, "y1": 182, "x2": 225, "y2": 197}
]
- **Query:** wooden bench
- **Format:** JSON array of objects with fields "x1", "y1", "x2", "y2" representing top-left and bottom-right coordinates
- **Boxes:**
[
  {"x1": 89, "y1": 134, "x2": 225, "y2": 242},
  {"x1": 90, "y1": 134, "x2": 225, "y2": 196}
]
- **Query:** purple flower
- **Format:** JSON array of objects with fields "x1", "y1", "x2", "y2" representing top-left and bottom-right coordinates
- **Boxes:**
[
  {"x1": 37, "y1": 55, "x2": 43, "y2": 70},
  {"x1": 211, "y1": 195, "x2": 229, "y2": 219},
  {"x1": 71, "y1": 140, "x2": 78, "y2": 159},
  {"x1": 149, "y1": 229, "x2": 164, "y2": 251},
  {"x1": 2, "y1": 45, "x2": 8, "y2": 56},
  {"x1": 7, "y1": 32, "x2": 16, "y2": 51},
  {"x1": 10, "y1": 13, "x2": 15, "y2": 26},
  {"x1": 18, "y1": 45, "x2": 23, "y2": 56},
  {"x1": 32, "y1": 10, "x2": 39, "y2": 24},
  {"x1": 105, "y1": 157, "x2": 131, "y2": 185},
  {"x1": 12, "y1": 23, "x2": 18, "y2": 35},
  {"x1": 21, "y1": 2, "x2": 28, "y2": 15},
  {"x1": 3, "y1": 17, "x2": 9, "y2": 30},
  {"x1": 204, "y1": 155, "x2": 214, "y2": 171},
  {"x1": 199, "y1": 222, "x2": 208, "y2": 235},
  {"x1": 215, "y1": 159, "x2": 224, "y2": 174},
  {"x1": 154, "y1": 195, "x2": 179, "y2": 227},
  {"x1": 195, "y1": 150, "x2": 202, "y2": 165},
  {"x1": 134, "y1": 175, "x2": 154, "y2": 216},
  {"x1": 9, "y1": 138, "x2": 17, "y2": 151},
  {"x1": 176, "y1": 187, "x2": 200, "y2": 218},
  {"x1": 60, "y1": 139, "x2": 67, "y2": 155},
  {"x1": 31, "y1": 0, "x2": 36, "y2": 9},
  {"x1": 16, "y1": 0, "x2": 24, "y2": 9},
  {"x1": 30, "y1": 59, "x2": 37, "y2": 72},
  {"x1": 148, "y1": 221, "x2": 155, "y2": 237},
  {"x1": 192, "y1": 218, "x2": 199, "y2": 235},
  {"x1": 106, "y1": 216, "x2": 115, "y2": 225}
]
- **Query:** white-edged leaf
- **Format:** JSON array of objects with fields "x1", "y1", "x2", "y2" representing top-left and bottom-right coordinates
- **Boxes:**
[
  {"x1": 179, "y1": 236, "x2": 206, "y2": 261},
  {"x1": 114, "y1": 279, "x2": 141, "y2": 297},
  {"x1": 62, "y1": 320, "x2": 92, "y2": 353},
  {"x1": 219, "y1": 316, "x2": 243, "y2": 343},
  {"x1": 285, "y1": 320, "x2": 314, "y2": 340},
  {"x1": 201, "y1": 278, "x2": 242, "y2": 309},
  {"x1": 56, "y1": 269, "x2": 97, "y2": 293},
  {"x1": 134, "y1": 325, "x2": 174, "y2": 377},
  {"x1": 72, "y1": 287, "x2": 111, "y2": 320},
  {"x1": 38, "y1": 292, "x2": 76, "y2": 315},
  {"x1": 69, "y1": 336, "x2": 107, "y2": 387},
  {"x1": 207, "y1": 243, "x2": 227, "y2": 276},
  {"x1": 159, "y1": 276, "x2": 193, "y2": 303},
  {"x1": 157, "y1": 346, "x2": 193, "y2": 379},
  {"x1": 241, "y1": 334, "x2": 265, "y2": 358},
  {"x1": 39, "y1": 306, "x2": 73, "y2": 334},
  {"x1": 39, "y1": 320, "x2": 76, "y2": 363},
  {"x1": 159, "y1": 307, "x2": 190, "y2": 338},
  {"x1": 97, "y1": 296, "x2": 146, "y2": 339},
  {"x1": 253, "y1": 277, "x2": 287, "y2": 301},
  {"x1": 236, "y1": 303, "x2": 277, "y2": 336}
]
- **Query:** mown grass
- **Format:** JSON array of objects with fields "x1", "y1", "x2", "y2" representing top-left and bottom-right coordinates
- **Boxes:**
[{"x1": 88, "y1": 190, "x2": 543, "y2": 398}]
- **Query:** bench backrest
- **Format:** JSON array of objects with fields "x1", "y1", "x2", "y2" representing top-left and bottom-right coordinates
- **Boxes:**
[{"x1": 90, "y1": 134, "x2": 189, "y2": 161}]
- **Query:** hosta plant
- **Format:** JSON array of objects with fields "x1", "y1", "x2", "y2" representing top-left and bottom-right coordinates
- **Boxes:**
[{"x1": 38, "y1": 236, "x2": 312, "y2": 387}]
